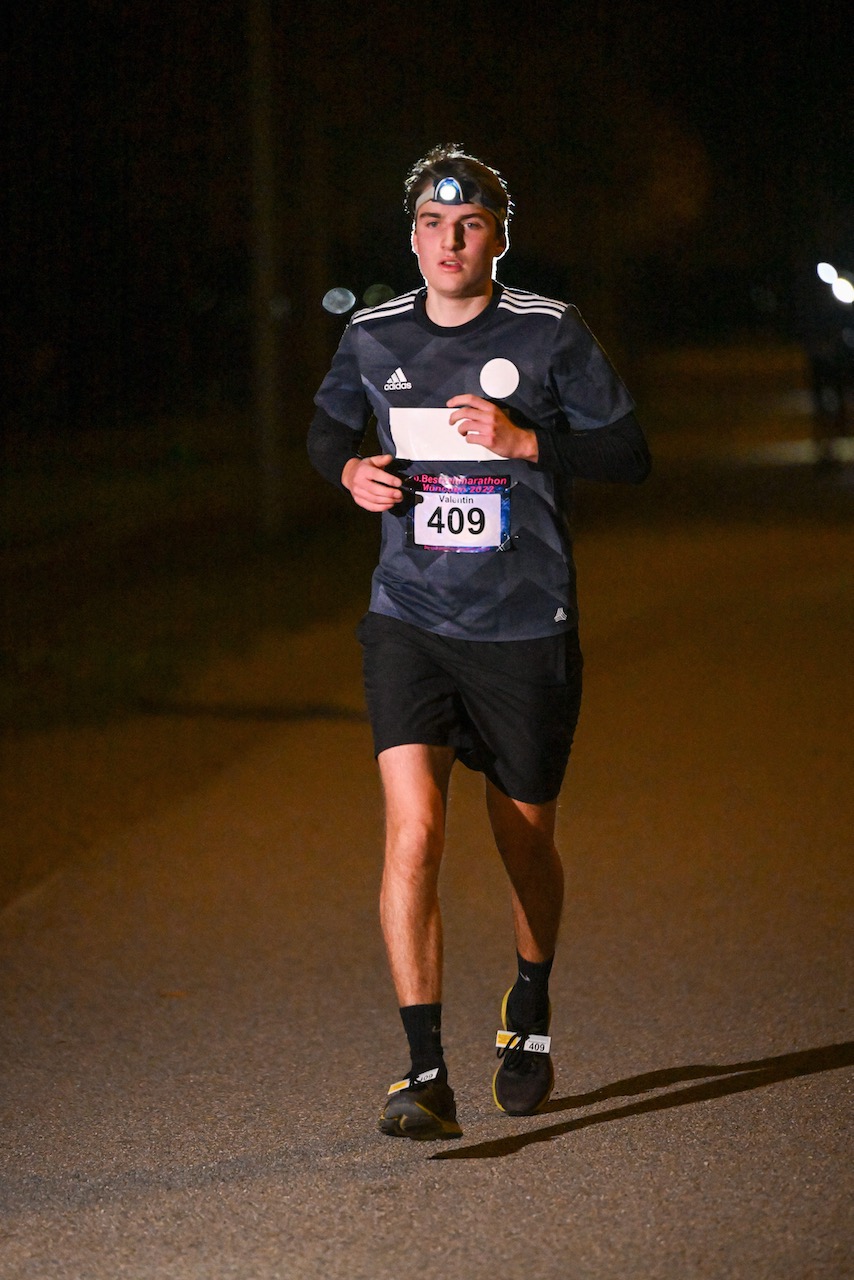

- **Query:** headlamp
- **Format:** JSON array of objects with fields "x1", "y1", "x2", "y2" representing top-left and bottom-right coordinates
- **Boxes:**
[
  {"x1": 413, "y1": 175, "x2": 506, "y2": 225},
  {"x1": 435, "y1": 177, "x2": 464, "y2": 204}
]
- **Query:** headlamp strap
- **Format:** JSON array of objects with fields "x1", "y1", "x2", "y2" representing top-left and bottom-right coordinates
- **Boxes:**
[{"x1": 413, "y1": 176, "x2": 505, "y2": 223}]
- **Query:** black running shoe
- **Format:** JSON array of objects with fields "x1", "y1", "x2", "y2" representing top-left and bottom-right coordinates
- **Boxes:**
[
  {"x1": 378, "y1": 1067, "x2": 463, "y2": 1140},
  {"x1": 492, "y1": 987, "x2": 554, "y2": 1116}
]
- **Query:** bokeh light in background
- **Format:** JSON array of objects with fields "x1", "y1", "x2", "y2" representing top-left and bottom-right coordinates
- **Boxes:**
[
  {"x1": 270, "y1": 295, "x2": 292, "y2": 321},
  {"x1": 832, "y1": 277, "x2": 854, "y2": 304},
  {"x1": 322, "y1": 283, "x2": 396, "y2": 314},
  {"x1": 363, "y1": 284, "x2": 395, "y2": 306},
  {"x1": 322, "y1": 287, "x2": 356, "y2": 315},
  {"x1": 816, "y1": 262, "x2": 854, "y2": 305}
]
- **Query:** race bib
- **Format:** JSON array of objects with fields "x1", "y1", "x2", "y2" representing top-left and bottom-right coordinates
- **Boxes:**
[{"x1": 406, "y1": 474, "x2": 512, "y2": 553}]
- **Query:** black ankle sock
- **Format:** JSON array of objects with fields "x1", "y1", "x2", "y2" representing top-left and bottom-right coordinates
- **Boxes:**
[
  {"x1": 399, "y1": 1002, "x2": 445, "y2": 1078},
  {"x1": 506, "y1": 952, "x2": 553, "y2": 1030}
]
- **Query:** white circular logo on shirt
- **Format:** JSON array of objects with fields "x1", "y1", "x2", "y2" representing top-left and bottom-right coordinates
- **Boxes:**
[{"x1": 479, "y1": 358, "x2": 520, "y2": 399}]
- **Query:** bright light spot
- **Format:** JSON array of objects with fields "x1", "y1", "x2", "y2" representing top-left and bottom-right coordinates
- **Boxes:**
[
  {"x1": 436, "y1": 177, "x2": 462, "y2": 203},
  {"x1": 363, "y1": 283, "x2": 395, "y2": 306},
  {"x1": 322, "y1": 287, "x2": 356, "y2": 314},
  {"x1": 831, "y1": 276, "x2": 854, "y2": 304},
  {"x1": 817, "y1": 262, "x2": 838, "y2": 283}
]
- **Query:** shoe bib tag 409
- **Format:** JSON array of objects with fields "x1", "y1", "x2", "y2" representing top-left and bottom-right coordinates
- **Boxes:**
[
  {"x1": 387, "y1": 1067, "x2": 439, "y2": 1094},
  {"x1": 495, "y1": 1031, "x2": 552, "y2": 1054},
  {"x1": 406, "y1": 474, "x2": 511, "y2": 553}
]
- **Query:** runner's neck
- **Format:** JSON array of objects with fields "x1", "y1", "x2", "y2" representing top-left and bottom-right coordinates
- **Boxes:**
[{"x1": 423, "y1": 285, "x2": 494, "y2": 328}]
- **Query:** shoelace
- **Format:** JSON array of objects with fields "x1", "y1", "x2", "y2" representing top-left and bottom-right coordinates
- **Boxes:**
[
  {"x1": 496, "y1": 1031, "x2": 539, "y2": 1073},
  {"x1": 407, "y1": 1067, "x2": 445, "y2": 1092}
]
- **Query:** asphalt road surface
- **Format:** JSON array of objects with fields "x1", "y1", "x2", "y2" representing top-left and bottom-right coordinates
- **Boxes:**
[{"x1": 1, "y1": 379, "x2": 852, "y2": 1277}]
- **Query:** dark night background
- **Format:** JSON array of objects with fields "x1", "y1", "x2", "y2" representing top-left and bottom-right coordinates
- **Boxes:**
[{"x1": 3, "y1": 0, "x2": 853, "y2": 437}]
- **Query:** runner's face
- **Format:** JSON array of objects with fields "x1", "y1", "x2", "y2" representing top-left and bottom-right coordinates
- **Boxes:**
[{"x1": 412, "y1": 202, "x2": 504, "y2": 298}]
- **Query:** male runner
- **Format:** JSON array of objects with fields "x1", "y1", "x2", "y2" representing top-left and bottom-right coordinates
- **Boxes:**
[{"x1": 308, "y1": 145, "x2": 650, "y2": 1140}]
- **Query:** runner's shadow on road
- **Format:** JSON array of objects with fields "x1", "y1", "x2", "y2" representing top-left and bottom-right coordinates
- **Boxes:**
[{"x1": 431, "y1": 1040, "x2": 854, "y2": 1161}]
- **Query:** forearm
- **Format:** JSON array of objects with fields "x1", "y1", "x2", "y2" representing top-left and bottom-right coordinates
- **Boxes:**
[
  {"x1": 534, "y1": 411, "x2": 651, "y2": 484},
  {"x1": 307, "y1": 406, "x2": 366, "y2": 491}
]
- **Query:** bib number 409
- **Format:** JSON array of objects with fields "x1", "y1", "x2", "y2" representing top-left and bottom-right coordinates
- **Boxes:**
[
  {"x1": 427, "y1": 504, "x2": 485, "y2": 538},
  {"x1": 413, "y1": 491, "x2": 501, "y2": 550}
]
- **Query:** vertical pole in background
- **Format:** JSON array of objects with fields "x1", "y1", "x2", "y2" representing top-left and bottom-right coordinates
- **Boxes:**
[
  {"x1": 301, "y1": 95, "x2": 331, "y2": 400},
  {"x1": 248, "y1": 0, "x2": 284, "y2": 539}
]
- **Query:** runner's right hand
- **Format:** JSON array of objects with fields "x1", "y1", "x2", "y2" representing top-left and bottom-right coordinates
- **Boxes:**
[{"x1": 342, "y1": 454, "x2": 404, "y2": 512}]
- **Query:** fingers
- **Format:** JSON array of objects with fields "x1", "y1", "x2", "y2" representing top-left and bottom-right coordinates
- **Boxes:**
[
  {"x1": 447, "y1": 396, "x2": 503, "y2": 427},
  {"x1": 447, "y1": 397, "x2": 510, "y2": 449},
  {"x1": 445, "y1": 397, "x2": 537, "y2": 460},
  {"x1": 344, "y1": 454, "x2": 404, "y2": 512},
  {"x1": 446, "y1": 394, "x2": 491, "y2": 411}
]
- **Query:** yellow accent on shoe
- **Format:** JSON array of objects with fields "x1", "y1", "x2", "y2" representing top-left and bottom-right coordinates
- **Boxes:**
[
  {"x1": 378, "y1": 1075, "x2": 463, "y2": 1140},
  {"x1": 492, "y1": 985, "x2": 554, "y2": 1115}
]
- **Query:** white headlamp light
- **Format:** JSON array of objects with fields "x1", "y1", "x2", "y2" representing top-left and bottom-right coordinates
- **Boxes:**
[
  {"x1": 413, "y1": 175, "x2": 506, "y2": 225},
  {"x1": 435, "y1": 177, "x2": 464, "y2": 204}
]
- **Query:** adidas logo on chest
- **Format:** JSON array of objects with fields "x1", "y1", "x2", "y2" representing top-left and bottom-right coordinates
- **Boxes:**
[{"x1": 384, "y1": 366, "x2": 412, "y2": 391}]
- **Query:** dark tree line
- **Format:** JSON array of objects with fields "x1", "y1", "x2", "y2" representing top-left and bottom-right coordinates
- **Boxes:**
[{"x1": 3, "y1": 0, "x2": 851, "y2": 435}]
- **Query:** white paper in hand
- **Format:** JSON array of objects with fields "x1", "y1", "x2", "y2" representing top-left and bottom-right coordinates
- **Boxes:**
[{"x1": 389, "y1": 407, "x2": 503, "y2": 461}]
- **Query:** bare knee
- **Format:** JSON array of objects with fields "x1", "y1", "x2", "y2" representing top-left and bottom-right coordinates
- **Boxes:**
[
  {"x1": 487, "y1": 785, "x2": 557, "y2": 856},
  {"x1": 379, "y1": 743, "x2": 454, "y2": 882},
  {"x1": 384, "y1": 812, "x2": 445, "y2": 882}
]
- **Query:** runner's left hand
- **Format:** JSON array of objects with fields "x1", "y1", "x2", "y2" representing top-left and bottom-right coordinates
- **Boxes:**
[{"x1": 447, "y1": 395, "x2": 539, "y2": 461}]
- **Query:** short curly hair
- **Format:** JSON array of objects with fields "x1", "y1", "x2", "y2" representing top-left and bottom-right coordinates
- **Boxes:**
[{"x1": 404, "y1": 144, "x2": 513, "y2": 233}]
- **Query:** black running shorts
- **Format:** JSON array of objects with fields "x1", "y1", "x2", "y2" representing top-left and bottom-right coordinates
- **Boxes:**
[{"x1": 357, "y1": 612, "x2": 583, "y2": 805}]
